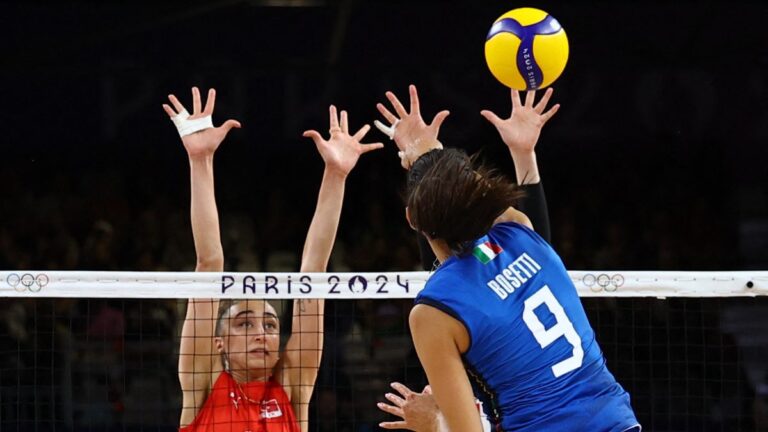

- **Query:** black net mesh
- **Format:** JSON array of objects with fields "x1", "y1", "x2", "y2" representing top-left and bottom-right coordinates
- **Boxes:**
[{"x1": 1, "y1": 297, "x2": 766, "y2": 432}]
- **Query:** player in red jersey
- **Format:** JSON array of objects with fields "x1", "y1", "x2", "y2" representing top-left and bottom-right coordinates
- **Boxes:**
[{"x1": 163, "y1": 87, "x2": 382, "y2": 432}]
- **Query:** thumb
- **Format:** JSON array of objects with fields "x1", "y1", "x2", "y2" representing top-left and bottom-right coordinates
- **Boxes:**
[
  {"x1": 480, "y1": 110, "x2": 503, "y2": 127},
  {"x1": 429, "y1": 110, "x2": 450, "y2": 130},
  {"x1": 219, "y1": 119, "x2": 242, "y2": 135},
  {"x1": 361, "y1": 142, "x2": 385, "y2": 154},
  {"x1": 302, "y1": 130, "x2": 323, "y2": 144},
  {"x1": 422, "y1": 385, "x2": 432, "y2": 395}
]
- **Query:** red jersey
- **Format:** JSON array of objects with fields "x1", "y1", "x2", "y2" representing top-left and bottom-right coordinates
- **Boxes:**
[{"x1": 180, "y1": 371, "x2": 299, "y2": 432}]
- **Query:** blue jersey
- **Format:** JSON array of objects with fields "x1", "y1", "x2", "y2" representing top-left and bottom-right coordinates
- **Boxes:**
[{"x1": 415, "y1": 222, "x2": 639, "y2": 432}]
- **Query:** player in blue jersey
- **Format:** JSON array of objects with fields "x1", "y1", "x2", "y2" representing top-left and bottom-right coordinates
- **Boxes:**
[{"x1": 374, "y1": 86, "x2": 640, "y2": 432}]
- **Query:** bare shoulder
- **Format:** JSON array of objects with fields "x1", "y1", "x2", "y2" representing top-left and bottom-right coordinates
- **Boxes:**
[
  {"x1": 410, "y1": 303, "x2": 447, "y2": 328},
  {"x1": 409, "y1": 304, "x2": 468, "y2": 348}
]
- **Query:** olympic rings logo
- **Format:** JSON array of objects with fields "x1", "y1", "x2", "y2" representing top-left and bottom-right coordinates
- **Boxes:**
[
  {"x1": 580, "y1": 273, "x2": 625, "y2": 292},
  {"x1": 6, "y1": 273, "x2": 49, "y2": 292}
]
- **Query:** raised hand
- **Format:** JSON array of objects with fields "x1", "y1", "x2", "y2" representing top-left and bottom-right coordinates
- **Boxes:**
[
  {"x1": 303, "y1": 105, "x2": 384, "y2": 177},
  {"x1": 480, "y1": 88, "x2": 559, "y2": 157},
  {"x1": 375, "y1": 85, "x2": 450, "y2": 169},
  {"x1": 162, "y1": 87, "x2": 241, "y2": 159},
  {"x1": 377, "y1": 382, "x2": 441, "y2": 431}
]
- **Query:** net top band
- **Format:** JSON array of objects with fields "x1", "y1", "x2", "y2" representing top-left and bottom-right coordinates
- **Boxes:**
[{"x1": 1, "y1": 271, "x2": 766, "y2": 299}]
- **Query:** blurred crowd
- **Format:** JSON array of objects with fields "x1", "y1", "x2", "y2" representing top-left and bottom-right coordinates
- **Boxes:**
[{"x1": 0, "y1": 141, "x2": 743, "y2": 275}]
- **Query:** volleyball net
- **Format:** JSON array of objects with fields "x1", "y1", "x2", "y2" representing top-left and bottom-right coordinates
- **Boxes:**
[{"x1": 1, "y1": 270, "x2": 767, "y2": 431}]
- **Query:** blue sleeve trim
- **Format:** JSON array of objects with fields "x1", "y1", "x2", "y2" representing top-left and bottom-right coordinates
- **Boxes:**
[{"x1": 414, "y1": 296, "x2": 473, "y2": 352}]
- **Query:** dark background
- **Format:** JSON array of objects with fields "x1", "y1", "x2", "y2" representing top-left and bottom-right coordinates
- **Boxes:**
[{"x1": 1, "y1": 1, "x2": 767, "y2": 431}]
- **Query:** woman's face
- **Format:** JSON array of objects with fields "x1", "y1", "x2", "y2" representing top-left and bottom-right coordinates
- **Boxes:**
[{"x1": 216, "y1": 300, "x2": 281, "y2": 379}]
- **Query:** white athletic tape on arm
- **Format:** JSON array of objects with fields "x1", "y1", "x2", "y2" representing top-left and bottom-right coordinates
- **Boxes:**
[
  {"x1": 374, "y1": 119, "x2": 398, "y2": 140},
  {"x1": 172, "y1": 109, "x2": 214, "y2": 137}
]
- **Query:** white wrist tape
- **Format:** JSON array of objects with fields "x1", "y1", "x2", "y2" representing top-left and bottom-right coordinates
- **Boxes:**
[
  {"x1": 374, "y1": 119, "x2": 399, "y2": 140},
  {"x1": 172, "y1": 109, "x2": 214, "y2": 137}
]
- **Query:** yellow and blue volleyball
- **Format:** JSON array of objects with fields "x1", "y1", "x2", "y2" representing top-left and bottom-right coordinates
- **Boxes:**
[{"x1": 485, "y1": 7, "x2": 569, "y2": 90}]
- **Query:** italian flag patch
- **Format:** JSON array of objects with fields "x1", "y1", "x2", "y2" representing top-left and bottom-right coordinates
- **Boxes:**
[{"x1": 472, "y1": 241, "x2": 503, "y2": 264}]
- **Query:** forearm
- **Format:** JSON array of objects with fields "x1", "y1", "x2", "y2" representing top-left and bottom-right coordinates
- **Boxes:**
[
  {"x1": 300, "y1": 169, "x2": 346, "y2": 272},
  {"x1": 291, "y1": 169, "x2": 344, "y2": 371},
  {"x1": 189, "y1": 156, "x2": 224, "y2": 271},
  {"x1": 510, "y1": 150, "x2": 550, "y2": 243},
  {"x1": 289, "y1": 162, "x2": 338, "y2": 373},
  {"x1": 288, "y1": 287, "x2": 326, "y2": 379},
  {"x1": 291, "y1": 298, "x2": 325, "y2": 364},
  {"x1": 517, "y1": 182, "x2": 551, "y2": 243},
  {"x1": 510, "y1": 150, "x2": 540, "y2": 185}
]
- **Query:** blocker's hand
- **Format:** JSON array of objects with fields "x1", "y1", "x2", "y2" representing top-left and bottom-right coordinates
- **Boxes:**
[
  {"x1": 375, "y1": 85, "x2": 450, "y2": 169},
  {"x1": 480, "y1": 88, "x2": 559, "y2": 157},
  {"x1": 377, "y1": 382, "x2": 441, "y2": 432},
  {"x1": 163, "y1": 87, "x2": 241, "y2": 159},
  {"x1": 303, "y1": 105, "x2": 384, "y2": 177}
]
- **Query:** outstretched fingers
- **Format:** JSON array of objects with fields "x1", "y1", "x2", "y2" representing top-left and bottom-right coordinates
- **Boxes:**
[
  {"x1": 480, "y1": 109, "x2": 504, "y2": 127},
  {"x1": 162, "y1": 104, "x2": 177, "y2": 118},
  {"x1": 524, "y1": 90, "x2": 536, "y2": 107},
  {"x1": 361, "y1": 142, "x2": 385, "y2": 153},
  {"x1": 385, "y1": 391, "x2": 406, "y2": 408},
  {"x1": 353, "y1": 124, "x2": 370, "y2": 141},
  {"x1": 302, "y1": 129, "x2": 324, "y2": 145},
  {"x1": 430, "y1": 110, "x2": 451, "y2": 129},
  {"x1": 218, "y1": 119, "x2": 241, "y2": 134},
  {"x1": 541, "y1": 103, "x2": 560, "y2": 123},
  {"x1": 376, "y1": 103, "x2": 399, "y2": 124},
  {"x1": 203, "y1": 88, "x2": 216, "y2": 115},
  {"x1": 354, "y1": 125, "x2": 384, "y2": 153},
  {"x1": 167, "y1": 94, "x2": 186, "y2": 115},
  {"x1": 390, "y1": 382, "x2": 415, "y2": 399},
  {"x1": 340, "y1": 110, "x2": 349, "y2": 134},
  {"x1": 534, "y1": 87, "x2": 554, "y2": 114},
  {"x1": 377, "y1": 401, "x2": 404, "y2": 417},
  {"x1": 192, "y1": 87, "x2": 202, "y2": 115},
  {"x1": 510, "y1": 89, "x2": 523, "y2": 108},
  {"x1": 329, "y1": 105, "x2": 341, "y2": 132},
  {"x1": 379, "y1": 420, "x2": 408, "y2": 430},
  {"x1": 385, "y1": 91, "x2": 408, "y2": 118},
  {"x1": 409, "y1": 84, "x2": 420, "y2": 116}
]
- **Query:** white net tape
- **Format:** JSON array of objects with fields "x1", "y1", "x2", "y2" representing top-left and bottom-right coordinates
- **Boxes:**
[{"x1": 1, "y1": 270, "x2": 767, "y2": 299}]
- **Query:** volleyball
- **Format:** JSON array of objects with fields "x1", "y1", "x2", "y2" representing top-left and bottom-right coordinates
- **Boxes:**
[{"x1": 485, "y1": 7, "x2": 569, "y2": 90}]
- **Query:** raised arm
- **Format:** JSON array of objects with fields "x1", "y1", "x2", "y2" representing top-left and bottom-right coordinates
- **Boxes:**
[
  {"x1": 375, "y1": 85, "x2": 452, "y2": 270},
  {"x1": 481, "y1": 88, "x2": 559, "y2": 242},
  {"x1": 300, "y1": 106, "x2": 381, "y2": 272},
  {"x1": 282, "y1": 106, "x2": 382, "y2": 428},
  {"x1": 163, "y1": 87, "x2": 241, "y2": 426}
]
